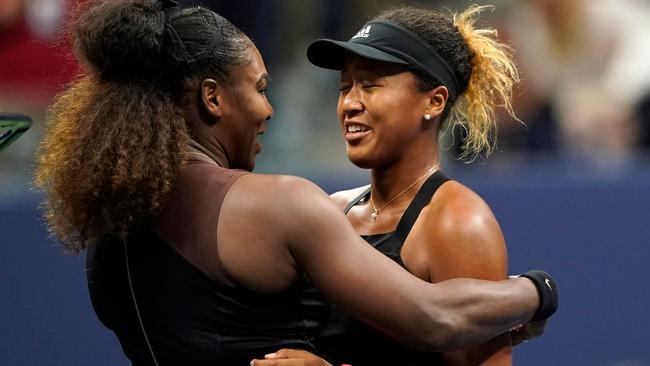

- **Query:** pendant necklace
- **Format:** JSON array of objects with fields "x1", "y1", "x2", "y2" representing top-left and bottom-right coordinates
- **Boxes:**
[{"x1": 369, "y1": 164, "x2": 438, "y2": 222}]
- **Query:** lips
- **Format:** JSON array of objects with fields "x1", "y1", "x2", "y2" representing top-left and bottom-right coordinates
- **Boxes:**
[
  {"x1": 344, "y1": 121, "x2": 372, "y2": 142},
  {"x1": 255, "y1": 125, "x2": 266, "y2": 154}
]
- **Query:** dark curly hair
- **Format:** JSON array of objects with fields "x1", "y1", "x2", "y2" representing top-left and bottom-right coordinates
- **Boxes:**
[
  {"x1": 375, "y1": 5, "x2": 519, "y2": 159},
  {"x1": 35, "y1": 0, "x2": 250, "y2": 253}
]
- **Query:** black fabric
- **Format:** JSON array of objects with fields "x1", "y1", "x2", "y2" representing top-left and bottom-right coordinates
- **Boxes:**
[
  {"x1": 160, "y1": 0, "x2": 177, "y2": 8},
  {"x1": 87, "y1": 228, "x2": 330, "y2": 366},
  {"x1": 315, "y1": 171, "x2": 450, "y2": 366},
  {"x1": 519, "y1": 270, "x2": 559, "y2": 321},
  {"x1": 307, "y1": 20, "x2": 460, "y2": 98},
  {"x1": 395, "y1": 171, "x2": 450, "y2": 243}
]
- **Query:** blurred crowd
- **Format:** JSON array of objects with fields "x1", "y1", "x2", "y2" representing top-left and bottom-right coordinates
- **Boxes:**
[{"x1": 1, "y1": 0, "x2": 649, "y2": 199}]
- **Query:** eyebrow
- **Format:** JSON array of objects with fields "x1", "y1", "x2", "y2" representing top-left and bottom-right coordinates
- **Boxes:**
[
  {"x1": 256, "y1": 73, "x2": 269, "y2": 86},
  {"x1": 341, "y1": 63, "x2": 380, "y2": 76},
  {"x1": 342, "y1": 63, "x2": 404, "y2": 78}
]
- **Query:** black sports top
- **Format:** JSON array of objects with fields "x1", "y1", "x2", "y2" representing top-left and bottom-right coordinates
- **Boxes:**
[
  {"x1": 315, "y1": 171, "x2": 450, "y2": 366},
  {"x1": 86, "y1": 159, "x2": 330, "y2": 366}
]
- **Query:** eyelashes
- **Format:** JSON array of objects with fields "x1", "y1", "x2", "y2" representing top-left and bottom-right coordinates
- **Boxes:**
[{"x1": 338, "y1": 83, "x2": 378, "y2": 92}]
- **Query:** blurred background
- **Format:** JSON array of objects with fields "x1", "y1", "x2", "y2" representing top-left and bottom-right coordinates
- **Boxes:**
[{"x1": 1, "y1": 0, "x2": 649, "y2": 365}]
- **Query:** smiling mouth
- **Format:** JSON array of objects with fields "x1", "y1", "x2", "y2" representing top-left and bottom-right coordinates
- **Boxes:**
[
  {"x1": 346, "y1": 123, "x2": 370, "y2": 133},
  {"x1": 344, "y1": 123, "x2": 372, "y2": 142},
  {"x1": 255, "y1": 128, "x2": 265, "y2": 153}
]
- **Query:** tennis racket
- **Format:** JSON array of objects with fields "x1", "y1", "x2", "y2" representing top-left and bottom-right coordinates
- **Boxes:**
[{"x1": 0, "y1": 112, "x2": 32, "y2": 151}]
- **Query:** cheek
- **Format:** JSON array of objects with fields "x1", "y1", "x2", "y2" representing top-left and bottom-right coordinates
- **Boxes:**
[
  {"x1": 336, "y1": 97, "x2": 345, "y2": 122},
  {"x1": 251, "y1": 95, "x2": 272, "y2": 124},
  {"x1": 380, "y1": 95, "x2": 425, "y2": 128},
  {"x1": 254, "y1": 97, "x2": 267, "y2": 118}
]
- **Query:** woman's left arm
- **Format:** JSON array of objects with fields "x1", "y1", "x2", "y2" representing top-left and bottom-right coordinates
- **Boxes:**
[{"x1": 401, "y1": 181, "x2": 512, "y2": 365}]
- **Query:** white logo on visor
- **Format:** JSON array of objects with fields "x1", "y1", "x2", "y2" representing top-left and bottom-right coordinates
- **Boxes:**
[{"x1": 352, "y1": 25, "x2": 372, "y2": 39}]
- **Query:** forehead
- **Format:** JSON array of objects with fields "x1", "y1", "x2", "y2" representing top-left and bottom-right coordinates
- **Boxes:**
[{"x1": 227, "y1": 46, "x2": 268, "y2": 85}]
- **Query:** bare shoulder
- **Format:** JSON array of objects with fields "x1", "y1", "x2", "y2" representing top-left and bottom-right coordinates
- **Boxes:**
[
  {"x1": 217, "y1": 173, "x2": 341, "y2": 292},
  {"x1": 330, "y1": 185, "x2": 370, "y2": 210},
  {"x1": 226, "y1": 173, "x2": 337, "y2": 223},
  {"x1": 418, "y1": 187, "x2": 511, "y2": 366},
  {"x1": 232, "y1": 173, "x2": 327, "y2": 203},
  {"x1": 426, "y1": 180, "x2": 500, "y2": 236},
  {"x1": 403, "y1": 179, "x2": 507, "y2": 280}
]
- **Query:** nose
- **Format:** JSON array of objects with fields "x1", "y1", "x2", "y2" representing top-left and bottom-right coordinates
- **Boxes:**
[
  {"x1": 265, "y1": 100, "x2": 274, "y2": 121},
  {"x1": 342, "y1": 86, "x2": 363, "y2": 117}
]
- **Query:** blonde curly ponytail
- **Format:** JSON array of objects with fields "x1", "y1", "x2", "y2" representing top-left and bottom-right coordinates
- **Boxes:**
[
  {"x1": 449, "y1": 4, "x2": 519, "y2": 159},
  {"x1": 376, "y1": 5, "x2": 520, "y2": 160}
]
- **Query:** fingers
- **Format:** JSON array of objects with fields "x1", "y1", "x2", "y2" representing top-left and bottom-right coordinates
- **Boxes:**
[
  {"x1": 250, "y1": 359, "x2": 300, "y2": 366},
  {"x1": 521, "y1": 318, "x2": 548, "y2": 338},
  {"x1": 250, "y1": 358, "x2": 328, "y2": 366},
  {"x1": 509, "y1": 326, "x2": 526, "y2": 347},
  {"x1": 510, "y1": 318, "x2": 549, "y2": 347},
  {"x1": 250, "y1": 348, "x2": 333, "y2": 366},
  {"x1": 265, "y1": 349, "x2": 315, "y2": 359},
  {"x1": 250, "y1": 359, "x2": 299, "y2": 366}
]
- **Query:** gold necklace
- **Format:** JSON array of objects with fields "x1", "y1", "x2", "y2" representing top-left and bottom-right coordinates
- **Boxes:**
[{"x1": 369, "y1": 164, "x2": 439, "y2": 222}]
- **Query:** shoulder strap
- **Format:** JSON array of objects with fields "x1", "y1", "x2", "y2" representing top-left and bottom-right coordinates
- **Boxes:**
[
  {"x1": 343, "y1": 186, "x2": 371, "y2": 214},
  {"x1": 395, "y1": 171, "x2": 450, "y2": 243}
]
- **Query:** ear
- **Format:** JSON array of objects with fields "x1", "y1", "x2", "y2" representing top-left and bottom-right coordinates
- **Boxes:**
[
  {"x1": 201, "y1": 78, "x2": 222, "y2": 121},
  {"x1": 424, "y1": 85, "x2": 449, "y2": 120}
]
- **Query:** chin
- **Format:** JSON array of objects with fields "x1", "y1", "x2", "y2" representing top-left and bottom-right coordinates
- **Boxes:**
[
  {"x1": 231, "y1": 158, "x2": 255, "y2": 172},
  {"x1": 347, "y1": 153, "x2": 376, "y2": 170},
  {"x1": 247, "y1": 155, "x2": 257, "y2": 172},
  {"x1": 346, "y1": 142, "x2": 381, "y2": 167}
]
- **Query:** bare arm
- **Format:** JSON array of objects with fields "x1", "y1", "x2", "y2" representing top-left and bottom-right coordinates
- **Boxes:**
[
  {"x1": 402, "y1": 181, "x2": 511, "y2": 364},
  {"x1": 218, "y1": 174, "x2": 540, "y2": 351}
]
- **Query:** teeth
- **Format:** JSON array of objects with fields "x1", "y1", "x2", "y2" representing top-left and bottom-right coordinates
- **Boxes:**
[{"x1": 347, "y1": 124, "x2": 369, "y2": 133}]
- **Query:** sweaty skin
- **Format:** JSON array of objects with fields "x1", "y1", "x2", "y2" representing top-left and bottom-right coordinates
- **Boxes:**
[
  {"x1": 186, "y1": 46, "x2": 539, "y2": 357},
  {"x1": 338, "y1": 55, "x2": 511, "y2": 364},
  {"x1": 332, "y1": 181, "x2": 512, "y2": 365},
  {"x1": 253, "y1": 55, "x2": 519, "y2": 365}
]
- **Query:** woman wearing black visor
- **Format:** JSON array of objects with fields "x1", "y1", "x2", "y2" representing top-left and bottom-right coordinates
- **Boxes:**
[
  {"x1": 34, "y1": 1, "x2": 555, "y2": 364},
  {"x1": 255, "y1": 5, "x2": 547, "y2": 366}
]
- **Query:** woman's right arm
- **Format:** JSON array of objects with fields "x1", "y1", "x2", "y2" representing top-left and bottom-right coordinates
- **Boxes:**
[{"x1": 218, "y1": 174, "x2": 543, "y2": 352}]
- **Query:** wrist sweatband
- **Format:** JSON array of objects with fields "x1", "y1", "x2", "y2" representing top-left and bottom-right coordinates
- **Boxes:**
[{"x1": 518, "y1": 270, "x2": 558, "y2": 321}]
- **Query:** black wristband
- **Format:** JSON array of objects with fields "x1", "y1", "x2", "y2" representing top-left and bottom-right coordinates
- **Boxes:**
[{"x1": 519, "y1": 270, "x2": 558, "y2": 321}]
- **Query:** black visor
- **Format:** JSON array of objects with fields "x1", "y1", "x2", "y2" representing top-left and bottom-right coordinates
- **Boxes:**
[{"x1": 307, "y1": 20, "x2": 460, "y2": 97}]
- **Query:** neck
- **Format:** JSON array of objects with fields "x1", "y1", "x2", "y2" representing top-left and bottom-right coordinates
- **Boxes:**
[
  {"x1": 370, "y1": 147, "x2": 440, "y2": 207},
  {"x1": 187, "y1": 137, "x2": 229, "y2": 168},
  {"x1": 181, "y1": 88, "x2": 230, "y2": 168}
]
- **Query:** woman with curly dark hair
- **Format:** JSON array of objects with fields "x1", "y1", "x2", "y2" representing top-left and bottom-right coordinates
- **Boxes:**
[{"x1": 35, "y1": 1, "x2": 556, "y2": 365}]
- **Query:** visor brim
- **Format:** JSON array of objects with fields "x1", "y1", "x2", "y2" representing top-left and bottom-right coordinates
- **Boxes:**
[{"x1": 307, "y1": 39, "x2": 409, "y2": 70}]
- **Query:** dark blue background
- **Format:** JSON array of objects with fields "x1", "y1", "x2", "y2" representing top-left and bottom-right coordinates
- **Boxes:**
[{"x1": 2, "y1": 160, "x2": 649, "y2": 365}]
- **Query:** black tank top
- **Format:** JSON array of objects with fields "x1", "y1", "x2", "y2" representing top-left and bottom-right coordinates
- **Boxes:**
[
  {"x1": 315, "y1": 171, "x2": 450, "y2": 366},
  {"x1": 86, "y1": 160, "x2": 330, "y2": 366}
]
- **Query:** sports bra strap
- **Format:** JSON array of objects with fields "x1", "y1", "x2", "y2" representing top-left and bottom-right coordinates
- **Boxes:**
[
  {"x1": 342, "y1": 172, "x2": 450, "y2": 239},
  {"x1": 394, "y1": 171, "x2": 449, "y2": 243}
]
